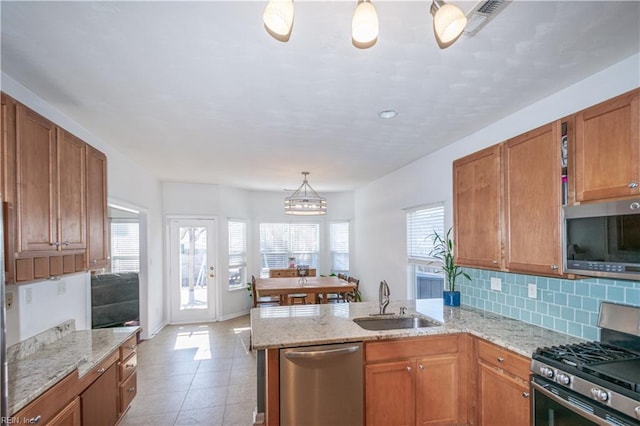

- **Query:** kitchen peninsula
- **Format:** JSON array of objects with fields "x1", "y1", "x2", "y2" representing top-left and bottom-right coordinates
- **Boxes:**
[{"x1": 250, "y1": 300, "x2": 584, "y2": 425}]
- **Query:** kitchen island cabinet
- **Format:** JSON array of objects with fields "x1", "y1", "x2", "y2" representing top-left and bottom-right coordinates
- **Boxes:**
[
  {"x1": 453, "y1": 144, "x2": 503, "y2": 270},
  {"x1": 574, "y1": 88, "x2": 639, "y2": 203},
  {"x1": 365, "y1": 334, "x2": 466, "y2": 426}
]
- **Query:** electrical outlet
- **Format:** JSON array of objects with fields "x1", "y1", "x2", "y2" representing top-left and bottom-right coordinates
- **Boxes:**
[
  {"x1": 57, "y1": 281, "x2": 66, "y2": 295},
  {"x1": 490, "y1": 277, "x2": 502, "y2": 291},
  {"x1": 528, "y1": 283, "x2": 537, "y2": 299},
  {"x1": 6, "y1": 292, "x2": 13, "y2": 310},
  {"x1": 25, "y1": 288, "x2": 32, "y2": 304}
]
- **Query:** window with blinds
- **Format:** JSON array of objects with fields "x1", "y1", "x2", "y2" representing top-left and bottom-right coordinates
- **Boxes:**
[
  {"x1": 259, "y1": 223, "x2": 319, "y2": 277},
  {"x1": 110, "y1": 220, "x2": 140, "y2": 272},
  {"x1": 228, "y1": 220, "x2": 247, "y2": 289},
  {"x1": 407, "y1": 204, "x2": 445, "y2": 261},
  {"x1": 330, "y1": 222, "x2": 349, "y2": 274}
]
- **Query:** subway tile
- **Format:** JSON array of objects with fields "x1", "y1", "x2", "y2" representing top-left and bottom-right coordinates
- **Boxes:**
[
  {"x1": 561, "y1": 281, "x2": 575, "y2": 294},
  {"x1": 561, "y1": 307, "x2": 575, "y2": 321},
  {"x1": 531, "y1": 312, "x2": 542, "y2": 326},
  {"x1": 497, "y1": 293, "x2": 506, "y2": 305},
  {"x1": 554, "y1": 292, "x2": 567, "y2": 306},
  {"x1": 542, "y1": 291, "x2": 554, "y2": 303},
  {"x1": 542, "y1": 315, "x2": 554, "y2": 329},
  {"x1": 525, "y1": 299, "x2": 536, "y2": 311},
  {"x1": 590, "y1": 312, "x2": 599, "y2": 326},
  {"x1": 548, "y1": 279, "x2": 560, "y2": 292},
  {"x1": 590, "y1": 284, "x2": 606, "y2": 299},
  {"x1": 510, "y1": 307, "x2": 521, "y2": 320},
  {"x1": 536, "y1": 277, "x2": 549, "y2": 290},
  {"x1": 520, "y1": 310, "x2": 531, "y2": 322},
  {"x1": 554, "y1": 318, "x2": 567, "y2": 334},
  {"x1": 582, "y1": 297, "x2": 598, "y2": 312},
  {"x1": 567, "y1": 321, "x2": 582, "y2": 338},
  {"x1": 575, "y1": 309, "x2": 589, "y2": 325},
  {"x1": 582, "y1": 325, "x2": 598, "y2": 341},
  {"x1": 567, "y1": 295, "x2": 582, "y2": 309},
  {"x1": 625, "y1": 288, "x2": 640, "y2": 304},
  {"x1": 501, "y1": 304, "x2": 511, "y2": 316},
  {"x1": 606, "y1": 286, "x2": 625, "y2": 303},
  {"x1": 548, "y1": 304, "x2": 560, "y2": 318},
  {"x1": 506, "y1": 295, "x2": 515, "y2": 306},
  {"x1": 575, "y1": 283, "x2": 590, "y2": 297},
  {"x1": 536, "y1": 302, "x2": 548, "y2": 315}
]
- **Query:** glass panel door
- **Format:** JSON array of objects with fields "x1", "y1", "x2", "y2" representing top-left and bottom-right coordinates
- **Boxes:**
[{"x1": 169, "y1": 218, "x2": 217, "y2": 323}]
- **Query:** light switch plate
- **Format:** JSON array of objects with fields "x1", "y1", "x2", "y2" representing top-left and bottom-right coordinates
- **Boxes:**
[
  {"x1": 5, "y1": 292, "x2": 13, "y2": 310},
  {"x1": 528, "y1": 283, "x2": 537, "y2": 299},
  {"x1": 490, "y1": 277, "x2": 501, "y2": 291}
]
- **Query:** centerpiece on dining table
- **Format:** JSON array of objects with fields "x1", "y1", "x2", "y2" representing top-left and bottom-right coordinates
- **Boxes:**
[{"x1": 297, "y1": 265, "x2": 309, "y2": 284}]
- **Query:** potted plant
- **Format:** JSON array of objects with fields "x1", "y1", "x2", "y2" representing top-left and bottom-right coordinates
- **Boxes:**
[{"x1": 429, "y1": 227, "x2": 470, "y2": 306}]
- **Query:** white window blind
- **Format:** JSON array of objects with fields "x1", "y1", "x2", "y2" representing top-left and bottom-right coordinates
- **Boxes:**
[
  {"x1": 407, "y1": 205, "x2": 445, "y2": 261},
  {"x1": 228, "y1": 220, "x2": 247, "y2": 289},
  {"x1": 330, "y1": 222, "x2": 349, "y2": 273},
  {"x1": 110, "y1": 220, "x2": 140, "y2": 272},
  {"x1": 259, "y1": 223, "x2": 319, "y2": 275}
]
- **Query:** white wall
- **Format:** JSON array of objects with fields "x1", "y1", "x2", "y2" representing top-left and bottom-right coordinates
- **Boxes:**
[
  {"x1": 354, "y1": 54, "x2": 640, "y2": 302},
  {"x1": 2, "y1": 73, "x2": 165, "y2": 341}
]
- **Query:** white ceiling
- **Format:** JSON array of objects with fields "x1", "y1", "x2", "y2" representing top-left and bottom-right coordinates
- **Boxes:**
[{"x1": 1, "y1": 1, "x2": 639, "y2": 192}]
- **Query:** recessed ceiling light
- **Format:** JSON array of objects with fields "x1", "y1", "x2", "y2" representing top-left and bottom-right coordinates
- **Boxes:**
[{"x1": 379, "y1": 109, "x2": 398, "y2": 119}]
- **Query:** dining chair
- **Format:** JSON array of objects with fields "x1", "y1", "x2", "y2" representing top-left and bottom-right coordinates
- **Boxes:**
[
  {"x1": 345, "y1": 277, "x2": 360, "y2": 302},
  {"x1": 324, "y1": 274, "x2": 349, "y2": 303},
  {"x1": 251, "y1": 275, "x2": 280, "y2": 308}
]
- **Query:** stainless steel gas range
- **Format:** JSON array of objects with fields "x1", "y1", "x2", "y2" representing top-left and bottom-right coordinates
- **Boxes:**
[{"x1": 531, "y1": 302, "x2": 640, "y2": 426}]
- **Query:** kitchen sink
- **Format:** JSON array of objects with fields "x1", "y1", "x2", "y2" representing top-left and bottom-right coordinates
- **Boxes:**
[{"x1": 353, "y1": 315, "x2": 441, "y2": 331}]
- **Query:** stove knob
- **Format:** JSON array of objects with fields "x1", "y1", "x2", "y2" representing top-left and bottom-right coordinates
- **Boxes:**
[
  {"x1": 556, "y1": 373, "x2": 570, "y2": 385},
  {"x1": 590, "y1": 388, "x2": 609, "y2": 402},
  {"x1": 540, "y1": 366, "x2": 554, "y2": 378},
  {"x1": 635, "y1": 406, "x2": 640, "y2": 419}
]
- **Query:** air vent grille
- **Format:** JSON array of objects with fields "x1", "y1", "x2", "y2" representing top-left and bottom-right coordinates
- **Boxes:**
[{"x1": 464, "y1": 0, "x2": 511, "y2": 37}]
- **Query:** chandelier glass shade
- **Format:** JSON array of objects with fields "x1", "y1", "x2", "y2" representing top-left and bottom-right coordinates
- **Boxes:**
[{"x1": 284, "y1": 172, "x2": 327, "y2": 216}]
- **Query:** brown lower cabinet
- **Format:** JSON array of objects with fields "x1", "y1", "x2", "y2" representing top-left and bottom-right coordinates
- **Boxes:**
[
  {"x1": 49, "y1": 397, "x2": 82, "y2": 426},
  {"x1": 81, "y1": 363, "x2": 118, "y2": 426}
]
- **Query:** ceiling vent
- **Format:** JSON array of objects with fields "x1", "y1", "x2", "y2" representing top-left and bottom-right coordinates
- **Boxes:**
[{"x1": 463, "y1": 0, "x2": 511, "y2": 37}]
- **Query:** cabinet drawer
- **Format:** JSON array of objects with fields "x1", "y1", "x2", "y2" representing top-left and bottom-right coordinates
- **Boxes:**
[
  {"x1": 119, "y1": 335, "x2": 137, "y2": 361},
  {"x1": 119, "y1": 352, "x2": 137, "y2": 382},
  {"x1": 79, "y1": 350, "x2": 118, "y2": 391},
  {"x1": 477, "y1": 339, "x2": 530, "y2": 379},
  {"x1": 13, "y1": 371, "x2": 80, "y2": 424},
  {"x1": 366, "y1": 334, "x2": 459, "y2": 363},
  {"x1": 119, "y1": 371, "x2": 137, "y2": 414}
]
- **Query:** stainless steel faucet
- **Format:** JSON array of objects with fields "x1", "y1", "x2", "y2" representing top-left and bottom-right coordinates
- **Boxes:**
[{"x1": 379, "y1": 280, "x2": 390, "y2": 315}]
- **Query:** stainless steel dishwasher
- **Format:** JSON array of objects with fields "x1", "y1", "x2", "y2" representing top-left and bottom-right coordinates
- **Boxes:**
[{"x1": 280, "y1": 342, "x2": 363, "y2": 426}]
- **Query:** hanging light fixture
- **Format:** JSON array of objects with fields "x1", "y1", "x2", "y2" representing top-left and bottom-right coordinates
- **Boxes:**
[
  {"x1": 351, "y1": 0, "x2": 379, "y2": 49},
  {"x1": 284, "y1": 172, "x2": 327, "y2": 216},
  {"x1": 263, "y1": 0, "x2": 294, "y2": 42},
  {"x1": 430, "y1": 0, "x2": 467, "y2": 49}
]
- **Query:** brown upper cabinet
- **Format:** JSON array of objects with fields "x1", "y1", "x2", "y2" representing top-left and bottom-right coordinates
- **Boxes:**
[
  {"x1": 2, "y1": 93, "x2": 108, "y2": 283},
  {"x1": 503, "y1": 122, "x2": 563, "y2": 276},
  {"x1": 453, "y1": 144, "x2": 503, "y2": 270},
  {"x1": 574, "y1": 89, "x2": 639, "y2": 203},
  {"x1": 86, "y1": 145, "x2": 109, "y2": 270}
]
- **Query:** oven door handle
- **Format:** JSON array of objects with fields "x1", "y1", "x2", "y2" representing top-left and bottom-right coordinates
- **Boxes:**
[{"x1": 531, "y1": 381, "x2": 612, "y2": 426}]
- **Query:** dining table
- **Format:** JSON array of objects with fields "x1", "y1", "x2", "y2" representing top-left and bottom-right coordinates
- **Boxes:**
[{"x1": 255, "y1": 276, "x2": 356, "y2": 305}]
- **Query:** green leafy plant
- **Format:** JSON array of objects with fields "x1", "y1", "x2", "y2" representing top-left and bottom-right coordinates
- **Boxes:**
[{"x1": 428, "y1": 227, "x2": 470, "y2": 292}]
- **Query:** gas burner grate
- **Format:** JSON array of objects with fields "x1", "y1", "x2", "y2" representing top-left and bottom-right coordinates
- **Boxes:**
[{"x1": 535, "y1": 342, "x2": 639, "y2": 367}]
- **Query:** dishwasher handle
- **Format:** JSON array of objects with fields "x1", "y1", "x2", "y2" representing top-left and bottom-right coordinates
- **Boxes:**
[{"x1": 283, "y1": 345, "x2": 360, "y2": 360}]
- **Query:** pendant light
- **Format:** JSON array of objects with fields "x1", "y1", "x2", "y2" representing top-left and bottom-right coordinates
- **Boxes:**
[
  {"x1": 263, "y1": 0, "x2": 294, "y2": 42},
  {"x1": 351, "y1": 0, "x2": 379, "y2": 49},
  {"x1": 430, "y1": 0, "x2": 467, "y2": 49},
  {"x1": 284, "y1": 172, "x2": 327, "y2": 216}
]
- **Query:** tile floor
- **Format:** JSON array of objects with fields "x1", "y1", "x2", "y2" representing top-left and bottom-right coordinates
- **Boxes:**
[{"x1": 120, "y1": 315, "x2": 257, "y2": 426}]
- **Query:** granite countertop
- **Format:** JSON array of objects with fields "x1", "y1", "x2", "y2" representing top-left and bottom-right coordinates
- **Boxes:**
[
  {"x1": 8, "y1": 326, "x2": 140, "y2": 415},
  {"x1": 250, "y1": 299, "x2": 586, "y2": 357}
]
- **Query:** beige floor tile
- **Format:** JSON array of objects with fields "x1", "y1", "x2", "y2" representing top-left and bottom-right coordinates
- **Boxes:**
[
  {"x1": 180, "y1": 386, "x2": 229, "y2": 411},
  {"x1": 174, "y1": 406, "x2": 225, "y2": 425},
  {"x1": 226, "y1": 381, "x2": 257, "y2": 405},
  {"x1": 126, "y1": 390, "x2": 188, "y2": 417},
  {"x1": 137, "y1": 372, "x2": 195, "y2": 395},
  {"x1": 119, "y1": 411, "x2": 178, "y2": 426},
  {"x1": 190, "y1": 369, "x2": 231, "y2": 389},
  {"x1": 197, "y1": 358, "x2": 233, "y2": 372},
  {"x1": 223, "y1": 401, "x2": 256, "y2": 426}
]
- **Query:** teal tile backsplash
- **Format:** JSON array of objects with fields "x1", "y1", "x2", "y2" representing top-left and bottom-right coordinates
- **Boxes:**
[{"x1": 457, "y1": 268, "x2": 640, "y2": 341}]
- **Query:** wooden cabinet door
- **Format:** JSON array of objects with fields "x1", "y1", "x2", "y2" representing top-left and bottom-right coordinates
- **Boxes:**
[
  {"x1": 477, "y1": 362, "x2": 530, "y2": 426},
  {"x1": 415, "y1": 354, "x2": 459, "y2": 426},
  {"x1": 575, "y1": 89, "x2": 640, "y2": 202},
  {"x1": 48, "y1": 397, "x2": 81, "y2": 426},
  {"x1": 1, "y1": 93, "x2": 17, "y2": 283},
  {"x1": 81, "y1": 362, "x2": 118, "y2": 426},
  {"x1": 453, "y1": 144, "x2": 503, "y2": 269},
  {"x1": 504, "y1": 122, "x2": 563, "y2": 276},
  {"x1": 365, "y1": 360, "x2": 415, "y2": 426},
  {"x1": 16, "y1": 104, "x2": 58, "y2": 252},
  {"x1": 86, "y1": 145, "x2": 109, "y2": 269},
  {"x1": 56, "y1": 129, "x2": 86, "y2": 251}
]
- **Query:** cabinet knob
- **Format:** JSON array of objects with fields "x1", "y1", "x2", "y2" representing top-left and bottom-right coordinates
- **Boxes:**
[
  {"x1": 126, "y1": 363, "x2": 135, "y2": 368},
  {"x1": 497, "y1": 357, "x2": 505, "y2": 363},
  {"x1": 128, "y1": 386, "x2": 136, "y2": 392},
  {"x1": 629, "y1": 182, "x2": 638, "y2": 189},
  {"x1": 28, "y1": 415, "x2": 42, "y2": 423},
  {"x1": 96, "y1": 367, "x2": 105, "y2": 374},
  {"x1": 550, "y1": 265, "x2": 558, "y2": 271},
  {"x1": 419, "y1": 364, "x2": 425, "y2": 371},
  {"x1": 50, "y1": 241, "x2": 60, "y2": 247},
  {"x1": 492, "y1": 260, "x2": 498, "y2": 265},
  {"x1": 406, "y1": 366, "x2": 412, "y2": 373},
  {"x1": 522, "y1": 392, "x2": 530, "y2": 398},
  {"x1": 63, "y1": 241, "x2": 70, "y2": 246}
]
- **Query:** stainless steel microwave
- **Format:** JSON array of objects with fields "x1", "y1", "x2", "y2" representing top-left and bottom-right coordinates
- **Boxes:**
[{"x1": 563, "y1": 199, "x2": 640, "y2": 280}]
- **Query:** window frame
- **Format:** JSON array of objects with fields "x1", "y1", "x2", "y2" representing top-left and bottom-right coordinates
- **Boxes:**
[
  {"x1": 329, "y1": 221, "x2": 350, "y2": 275},
  {"x1": 228, "y1": 219, "x2": 248, "y2": 290},
  {"x1": 259, "y1": 221, "x2": 321, "y2": 277},
  {"x1": 109, "y1": 218, "x2": 140, "y2": 273}
]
